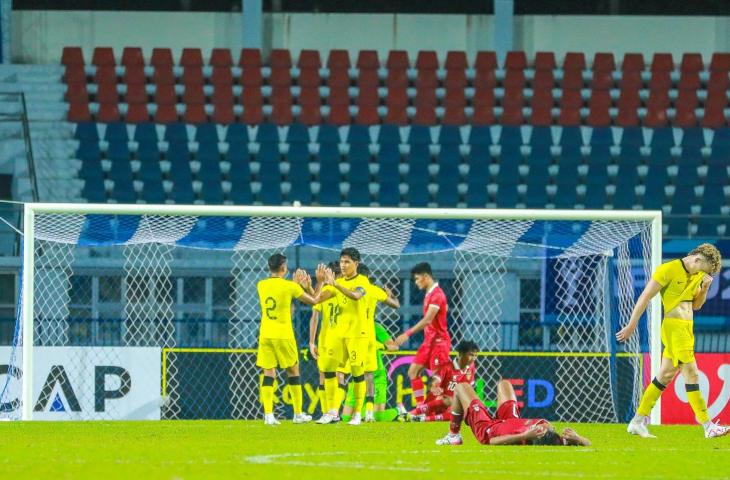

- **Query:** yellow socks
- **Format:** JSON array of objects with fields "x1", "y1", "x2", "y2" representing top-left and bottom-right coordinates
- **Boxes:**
[
  {"x1": 352, "y1": 375, "x2": 366, "y2": 414},
  {"x1": 686, "y1": 383, "x2": 710, "y2": 424},
  {"x1": 324, "y1": 373, "x2": 338, "y2": 414},
  {"x1": 318, "y1": 385, "x2": 326, "y2": 413},
  {"x1": 261, "y1": 375, "x2": 275, "y2": 415},
  {"x1": 637, "y1": 378, "x2": 665, "y2": 417},
  {"x1": 288, "y1": 376, "x2": 303, "y2": 415}
]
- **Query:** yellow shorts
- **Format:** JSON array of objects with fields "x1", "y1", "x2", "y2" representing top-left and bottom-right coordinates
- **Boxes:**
[
  {"x1": 323, "y1": 335, "x2": 348, "y2": 371},
  {"x1": 345, "y1": 337, "x2": 369, "y2": 368},
  {"x1": 364, "y1": 340, "x2": 378, "y2": 372},
  {"x1": 316, "y1": 339, "x2": 329, "y2": 371},
  {"x1": 256, "y1": 337, "x2": 299, "y2": 369},
  {"x1": 661, "y1": 317, "x2": 695, "y2": 367},
  {"x1": 337, "y1": 361, "x2": 351, "y2": 375}
]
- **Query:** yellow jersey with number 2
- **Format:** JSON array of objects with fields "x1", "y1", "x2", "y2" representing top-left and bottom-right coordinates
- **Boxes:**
[{"x1": 257, "y1": 277, "x2": 304, "y2": 339}]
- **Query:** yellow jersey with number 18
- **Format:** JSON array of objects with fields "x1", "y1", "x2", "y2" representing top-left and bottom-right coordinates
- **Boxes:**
[
  {"x1": 257, "y1": 277, "x2": 304, "y2": 339},
  {"x1": 652, "y1": 259, "x2": 706, "y2": 314},
  {"x1": 313, "y1": 285, "x2": 339, "y2": 343}
]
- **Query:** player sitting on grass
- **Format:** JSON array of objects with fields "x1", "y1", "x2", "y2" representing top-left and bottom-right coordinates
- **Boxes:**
[
  {"x1": 256, "y1": 253, "x2": 326, "y2": 425},
  {"x1": 402, "y1": 340, "x2": 478, "y2": 422},
  {"x1": 341, "y1": 322, "x2": 400, "y2": 422},
  {"x1": 616, "y1": 243, "x2": 729, "y2": 439},
  {"x1": 436, "y1": 379, "x2": 591, "y2": 446}
]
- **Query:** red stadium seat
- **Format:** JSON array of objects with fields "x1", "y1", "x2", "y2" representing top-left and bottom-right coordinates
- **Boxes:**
[
  {"x1": 96, "y1": 83, "x2": 119, "y2": 103},
  {"x1": 530, "y1": 89, "x2": 553, "y2": 126},
  {"x1": 183, "y1": 103, "x2": 207, "y2": 123},
  {"x1": 648, "y1": 70, "x2": 672, "y2": 91},
  {"x1": 356, "y1": 50, "x2": 380, "y2": 70},
  {"x1": 125, "y1": 102, "x2": 150, "y2": 123},
  {"x1": 504, "y1": 51, "x2": 527, "y2": 70},
  {"x1": 64, "y1": 65, "x2": 86, "y2": 84},
  {"x1": 68, "y1": 102, "x2": 91, "y2": 122},
  {"x1": 211, "y1": 102, "x2": 235, "y2": 124},
  {"x1": 680, "y1": 53, "x2": 703, "y2": 72},
  {"x1": 384, "y1": 106, "x2": 408, "y2": 125},
  {"x1": 592, "y1": 52, "x2": 615, "y2": 72},
  {"x1": 500, "y1": 87, "x2": 523, "y2": 125},
  {"x1": 297, "y1": 50, "x2": 321, "y2": 69},
  {"x1": 152, "y1": 66, "x2": 175, "y2": 86},
  {"x1": 710, "y1": 53, "x2": 730, "y2": 72},
  {"x1": 358, "y1": 69, "x2": 379, "y2": 88},
  {"x1": 327, "y1": 94, "x2": 351, "y2": 126},
  {"x1": 701, "y1": 104, "x2": 727, "y2": 128},
  {"x1": 503, "y1": 69, "x2": 526, "y2": 89},
  {"x1": 121, "y1": 47, "x2": 144, "y2": 67},
  {"x1": 269, "y1": 66, "x2": 292, "y2": 87},
  {"x1": 445, "y1": 51, "x2": 467, "y2": 70},
  {"x1": 618, "y1": 88, "x2": 641, "y2": 108},
  {"x1": 474, "y1": 51, "x2": 497, "y2": 70},
  {"x1": 616, "y1": 98, "x2": 640, "y2": 126},
  {"x1": 559, "y1": 89, "x2": 583, "y2": 108},
  {"x1": 299, "y1": 87, "x2": 320, "y2": 107},
  {"x1": 534, "y1": 51, "x2": 556, "y2": 71},
  {"x1": 211, "y1": 84, "x2": 234, "y2": 105},
  {"x1": 150, "y1": 48, "x2": 174, "y2": 68},
  {"x1": 209, "y1": 48, "x2": 233, "y2": 67},
  {"x1": 96, "y1": 102, "x2": 120, "y2": 122},
  {"x1": 62, "y1": 47, "x2": 84, "y2": 66},
  {"x1": 621, "y1": 53, "x2": 645, "y2": 72},
  {"x1": 270, "y1": 49, "x2": 292, "y2": 69},
  {"x1": 387, "y1": 50, "x2": 410, "y2": 70},
  {"x1": 123, "y1": 65, "x2": 146, "y2": 85},
  {"x1": 327, "y1": 68, "x2": 350, "y2": 88},
  {"x1": 180, "y1": 48, "x2": 203, "y2": 68},
  {"x1": 211, "y1": 67, "x2": 233, "y2": 86},
  {"x1": 241, "y1": 86, "x2": 263, "y2": 107},
  {"x1": 270, "y1": 87, "x2": 293, "y2": 124},
  {"x1": 65, "y1": 83, "x2": 89, "y2": 103},
  {"x1": 474, "y1": 67, "x2": 497, "y2": 89},
  {"x1": 298, "y1": 68, "x2": 320, "y2": 88},
  {"x1": 557, "y1": 106, "x2": 581, "y2": 126},
  {"x1": 651, "y1": 53, "x2": 674, "y2": 71},
  {"x1": 620, "y1": 71, "x2": 644, "y2": 90},
  {"x1": 443, "y1": 90, "x2": 466, "y2": 125},
  {"x1": 327, "y1": 50, "x2": 350, "y2": 69},
  {"x1": 416, "y1": 51, "x2": 438, "y2": 70},
  {"x1": 241, "y1": 102, "x2": 263, "y2": 125},
  {"x1": 182, "y1": 67, "x2": 205, "y2": 86},
  {"x1": 587, "y1": 91, "x2": 611, "y2": 127},
  {"x1": 124, "y1": 83, "x2": 147, "y2": 104},
  {"x1": 299, "y1": 104, "x2": 322, "y2": 126},
  {"x1": 92, "y1": 47, "x2": 115, "y2": 67},
  {"x1": 154, "y1": 84, "x2": 177, "y2": 105},
  {"x1": 386, "y1": 87, "x2": 408, "y2": 111},
  {"x1": 355, "y1": 103, "x2": 379, "y2": 125},
  {"x1": 386, "y1": 68, "x2": 408, "y2": 89},
  {"x1": 707, "y1": 70, "x2": 730, "y2": 93},
  {"x1": 240, "y1": 67, "x2": 263, "y2": 87},
  {"x1": 413, "y1": 104, "x2": 436, "y2": 125},
  {"x1": 94, "y1": 66, "x2": 118, "y2": 85},
  {"x1": 678, "y1": 71, "x2": 701, "y2": 90},
  {"x1": 591, "y1": 69, "x2": 614, "y2": 90},
  {"x1": 416, "y1": 69, "x2": 438, "y2": 89},
  {"x1": 239, "y1": 49, "x2": 262, "y2": 68},
  {"x1": 444, "y1": 68, "x2": 467, "y2": 89},
  {"x1": 154, "y1": 104, "x2": 178, "y2": 123},
  {"x1": 643, "y1": 104, "x2": 668, "y2": 127},
  {"x1": 561, "y1": 69, "x2": 584, "y2": 90},
  {"x1": 563, "y1": 52, "x2": 586, "y2": 71},
  {"x1": 183, "y1": 84, "x2": 205, "y2": 104},
  {"x1": 472, "y1": 87, "x2": 495, "y2": 125},
  {"x1": 674, "y1": 103, "x2": 698, "y2": 128},
  {"x1": 647, "y1": 89, "x2": 670, "y2": 109}
]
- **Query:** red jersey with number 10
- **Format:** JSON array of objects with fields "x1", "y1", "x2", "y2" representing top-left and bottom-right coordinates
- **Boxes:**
[
  {"x1": 423, "y1": 283, "x2": 449, "y2": 343},
  {"x1": 435, "y1": 359, "x2": 476, "y2": 398}
]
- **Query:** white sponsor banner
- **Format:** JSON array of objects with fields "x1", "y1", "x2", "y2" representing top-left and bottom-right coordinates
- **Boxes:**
[{"x1": 0, "y1": 346, "x2": 161, "y2": 420}]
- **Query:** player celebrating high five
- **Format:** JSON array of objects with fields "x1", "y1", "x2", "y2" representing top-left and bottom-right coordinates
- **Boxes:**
[
  {"x1": 395, "y1": 262, "x2": 451, "y2": 409},
  {"x1": 617, "y1": 243, "x2": 728, "y2": 438}
]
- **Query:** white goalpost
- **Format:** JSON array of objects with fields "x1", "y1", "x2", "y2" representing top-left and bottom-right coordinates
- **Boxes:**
[{"x1": 5, "y1": 203, "x2": 662, "y2": 423}]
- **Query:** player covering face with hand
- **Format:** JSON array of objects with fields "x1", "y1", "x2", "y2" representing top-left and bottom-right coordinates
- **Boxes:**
[{"x1": 436, "y1": 379, "x2": 591, "y2": 447}]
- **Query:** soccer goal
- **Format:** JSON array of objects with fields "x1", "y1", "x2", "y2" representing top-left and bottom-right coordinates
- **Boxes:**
[{"x1": 0, "y1": 203, "x2": 662, "y2": 423}]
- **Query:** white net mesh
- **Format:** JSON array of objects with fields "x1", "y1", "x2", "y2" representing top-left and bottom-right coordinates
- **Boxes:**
[{"x1": 0, "y1": 209, "x2": 656, "y2": 422}]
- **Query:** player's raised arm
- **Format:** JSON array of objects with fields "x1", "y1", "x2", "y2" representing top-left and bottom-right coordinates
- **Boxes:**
[
  {"x1": 333, "y1": 281, "x2": 365, "y2": 300},
  {"x1": 296, "y1": 265, "x2": 336, "y2": 305},
  {"x1": 616, "y1": 278, "x2": 663, "y2": 342},
  {"x1": 692, "y1": 275, "x2": 713, "y2": 310}
]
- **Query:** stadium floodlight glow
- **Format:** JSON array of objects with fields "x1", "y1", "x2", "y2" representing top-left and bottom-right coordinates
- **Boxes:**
[{"x1": 9, "y1": 203, "x2": 661, "y2": 423}]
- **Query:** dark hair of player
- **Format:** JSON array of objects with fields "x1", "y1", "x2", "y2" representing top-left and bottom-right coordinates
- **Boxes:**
[
  {"x1": 411, "y1": 262, "x2": 432, "y2": 278},
  {"x1": 327, "y1": 260, "x2": 341, "y2": 275},
  {"x1": 529, "y1": 429, "x2": 564, "y2": 446},
  {"x1": 268, "y1": 253, "x2": 287, "y2": 272},
  {"x1": 340, "y1": 247, "x2": 361, "y2": 262},
  {"x1": 455, "y1": 340, "x2": 479, "y2": 355},
  {"x1": 358, "y1": 263, "x2": 371, "y2": 280}
]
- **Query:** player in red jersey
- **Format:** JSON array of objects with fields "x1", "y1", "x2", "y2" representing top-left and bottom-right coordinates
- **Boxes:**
[
  {"x1": 402, "y1": 340, "x2": 478, "y2": 422},
  {"x1": 435, "y1": 379, "x2": 591, "y2": 446},
  {"x1": 395, "y1": 262, "x2": 451, "y2": 408}
]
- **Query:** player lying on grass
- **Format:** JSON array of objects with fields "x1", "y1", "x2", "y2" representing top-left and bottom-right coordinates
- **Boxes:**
[
  {"x1": 256, "y1": 253, "x2": 328, "y2": 425},
  {"x1": 401, "y1": 340, "x2": 478, "y2": 422},
  {"x1": 436, "y1": 380, "x2": 591, "y2": 446},
  {"x1": 616, "y1": 243, "x2": 729, "y2": 439},
  {"x1": 341, "y1": 322, "x2": 400, "y2": 422}
]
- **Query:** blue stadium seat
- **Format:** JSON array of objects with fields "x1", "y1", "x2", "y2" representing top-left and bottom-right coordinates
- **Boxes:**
[
  {"x1": 140, "y1": 179, "x2": 166, "y2": 203},
  {"x1": 677, "y1": 147, "x2": 702, "y2": 168},
  {"x1": 256, "y1": 143, "x2": 281, "y2": 184},
  {"x1": 553, "y1": 184, "x2": 577, "y2": 209},
  {"x1": 559, "y1": 127, "x2": 583, "y2": 148},
  {"x1": 230, "y1": 184, "x2": 253, "y2": 204},
  {"x1": 347, "y1": 125, "x2": 370, "y2": 144},
  {"x1": 620, "y1": 127, "x2": 644, "y2": 147},
  {"x1": 198, "y1": 154, "x2": 222, "y2": 183},
  {"x1": 616, "y1": 145, "x2": 641, "y2": 168},
  {"x1": 104, "y1": 122, "x2": 128, "y2": 143},
  {"x1": 200, "y1": 180, "x2": 225, "y2": 204},
  {"x1": 225, "y1": 123, "x2": 249, "y2": 144},
  {"x1": 378, "y1": 181, "x2": 400, "y2": 206},
  {"x1": 465, "y1": 186, "x2": 487, "y2": 207},
  {"x1": 675, "y1": 165, "x2": 699, "y2": 186},
  {"x1": 376, "y1": 144, "x2": 400, "y2": 181},
  {"x1": 525, "y1": 182, "x2": 548, "y2": 209},
  {"x1": 642, "y1": 166, "x2": 668, "y2": 209},
  {"x1": 318, "y1": 143, "x2": 341, "y2": 185},
  {"x1": 109, "y1": 159, "x2": 133, "y2": 184},
  {"x1": 75, "y1": 122, "x2": 99, "y2": 142},
  {"x1": 527, "y1": 144, "x2": 551, "y2": 168},
  {"x1": 318, "y1": 184, "x2": 341, "y2": 206},
  {"x1": 500, "y1": 126, "x2": 522, "y2": 146},
  {"x1": 164, "y1": 123, "x2": 189, "y2": 144},
  {"x1": 137, "y1": 140, "x2": 159, "y2": 158},
  {"x1": 347, "y1": 182, "x2": 370, "y2": 207},
  {"x1": 665, "y1": 216, "x2": 690, "y2": 237},
  {"x1": 408, "y1": 125, "x2": 431, "y2": 145},
  {"x1": 76, "y1": 140, "x2": 101, "y2": 161},
  {"x1": 436, "y1": 181, "x2": 459, "y2": 207},
  {"x1": 647, "y1": 143, "x2": 671, "y2": 167},
  {"x1": 582, "y1": 185, "x2": 607, "y2": 209},
  {"x1": 79, "y1": 158, "x2": 104, "y2": 182},
  {"x1": 138, "y1": 160, "x2": 162, "y2": 183},
  {"x1": 468, "y1": 125, "x2": 492, "y2": 146},
  {"x1": 171, "y1": 180, "x2": 195, "y2": 203},
  {"x1": 590, "y1": 127, "x2": 614, "y2": 147},
  {"x1": 701, "y1": 184, "x2": 725, "y2": 215},
  {"x1": 650, "y1": 127, "x2": 675, "y2": 148},
  {"x1": 466, "y1": 152, "x2": 489, "y2": 187},
  {"x1": 195, "y1": 124, "x2": 219, "y2": 144},
  {"x1": 695, "y1": 217, "x2": 722, "y2": 237},
  {"x1": 287, "y1": 143, "x2": 310, "y2": 183},
  {"x1": 197, "y1": 142, "x2": 220, "y2": 161},
  {"x1": 346, "y1": 143, "x2": 370, "y2": 182},
  {"x1": 259, "y1": 181, "x2": 283, "y2": 205},
  {"x1": 133, "y1": 123, "x2": 158, "y2": 143},
  {"x1": 377, "y1": 125, "x2": 401, "y2": 145},
  {"x1": 612, "y1": 166, "x2": 638, "y2": 209},
  {"x1": 317, "y1": 124, "x2": 340, "y2": 144},
  {"x1": 405, "y1": 184, "x2": 429, "y2": 207},
  {"x1": 110, "y1": 180, "x2": 136, "y2": 203},
  {"x1": 438, "y1": 125, "x2": 462, "y2": 146},
  {"x1": 286, "y1": 123, "x2": 310, "y2": 144},
  {"x1": 82, "y1": 182, "x2": 107, "y2": 202},
  {"x1": 670, "y1": 184, "x2": 695, "y2": 215},
  {"x1": 530, "y1": 126, "x2": 553, "y2": 147},
  {"x1": 228, "y1": 151, "x2": 251, "y2": 185},
  {"x1": 167, "y1": 142, "x2": 191, "y2": 162},
  {"x1": 255, "y1": 123, "x2": 279, "y2": 144},
  {"x1": 107, "y1": 141, "x2": 130, "y2": 161},
  {"x1": 406, "y1": 144, "x2": 430, "y2": 185},
  {"x1": 437, "y1": 146, "x2": 461, "y2": 182},
  {"x1": 681, "y1": 127, "x2": 705, "y2": 149},
  {"x1": 495, "y1": 183, "x2": 519, "y2": 208},
  {"x1": 590, "y1": 144, "x2": 612, "y2": 168},
  {"x1": 496, "y1": 151, "x2": 520, "y2": 184}
]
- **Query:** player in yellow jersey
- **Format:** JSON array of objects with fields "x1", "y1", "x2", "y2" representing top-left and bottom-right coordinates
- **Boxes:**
[
  {"x1": 256, "y1": 253, "x2": 327, "y2": 426},
  {"x1": 313, "y1": 247, "x2": 372, "y2": 425},
  {"x1": 308, "y1": 261, "x2": 342, "y2": 415},
  {"x1": 616, "y1": 243, "x2": 729, "y2": 438},
  {"x1": 358, "y1": 263, "x2": 400, "y2": 422}
]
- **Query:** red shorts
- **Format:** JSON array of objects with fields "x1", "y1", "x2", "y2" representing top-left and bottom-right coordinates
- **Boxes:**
[
  {"x1": 464, "y1": 398, "x2": 498, "y2": 445},
  {"x1": 495, "y1": 400, "x2": 521, "y2": 420},
  {"x1": 413, "y1": 337, "x2": 451, "y2": 370}
]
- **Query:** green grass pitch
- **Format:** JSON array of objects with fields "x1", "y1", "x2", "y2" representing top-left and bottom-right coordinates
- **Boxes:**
[{"x1": 2, "y1": 421, "x2": 729, "y2": 479}]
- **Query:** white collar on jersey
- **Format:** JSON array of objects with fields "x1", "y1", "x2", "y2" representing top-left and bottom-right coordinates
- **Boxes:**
[{"x1": 427, "y1": 282, "x2": 439, "y2": 295}]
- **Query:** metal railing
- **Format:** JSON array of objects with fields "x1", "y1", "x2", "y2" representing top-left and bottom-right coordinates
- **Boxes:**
[{"x1": 0, "y1": 90, "x2": 38, "y2": 202}]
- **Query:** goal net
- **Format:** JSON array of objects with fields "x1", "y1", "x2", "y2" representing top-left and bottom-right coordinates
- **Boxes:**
[{"x1": 1, "y1": 204, "x2": 661, "y2": 422}]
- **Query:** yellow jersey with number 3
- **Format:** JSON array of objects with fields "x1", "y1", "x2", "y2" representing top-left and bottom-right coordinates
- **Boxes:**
[
  {"x1": 652, "y1": 259, "x2": 706, "y2": 314},
  {"x1": 257, "y1": 277, "x2": 304, "y2": 339},
  {"x1": 334, "y1": 274, "x2": 370, "y2": 338}
]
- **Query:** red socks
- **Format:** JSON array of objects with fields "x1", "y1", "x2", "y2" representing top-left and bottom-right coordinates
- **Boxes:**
[{"x1": 411, "y1": 377, "x2": 425, "y2": 405}]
